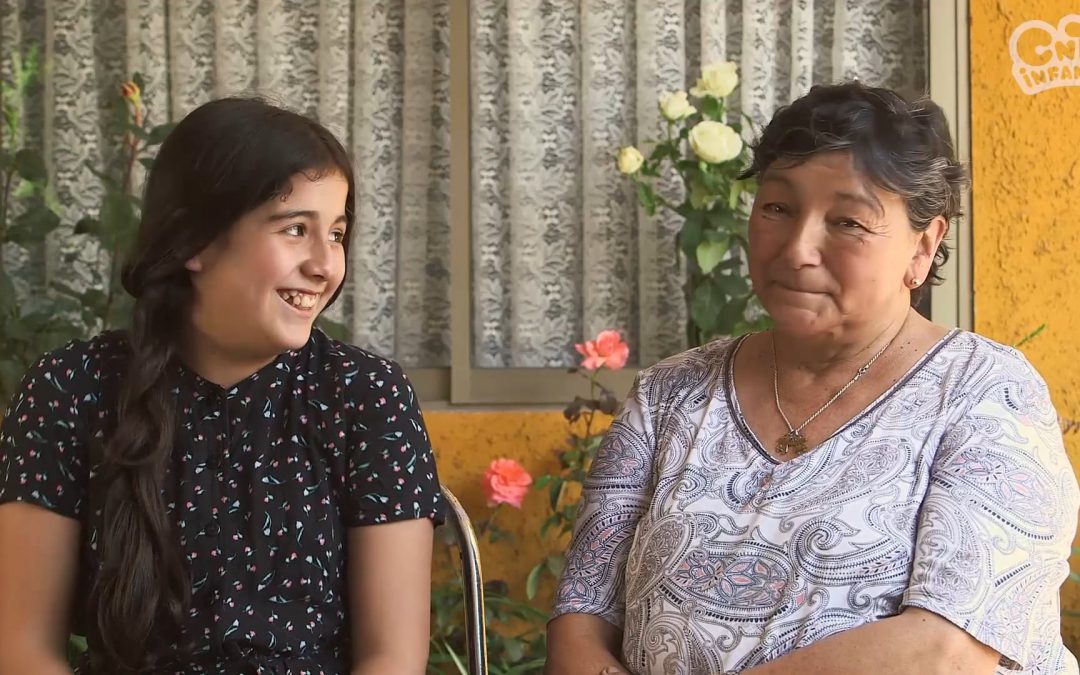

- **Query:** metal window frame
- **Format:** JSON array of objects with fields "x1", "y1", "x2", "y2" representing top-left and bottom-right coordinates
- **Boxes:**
[{"x1": 412, "y1": 0, "x2": 972, "y2": 405}]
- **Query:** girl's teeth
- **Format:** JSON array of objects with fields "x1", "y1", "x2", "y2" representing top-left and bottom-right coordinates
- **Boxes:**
[{"x1": 279, "y1": 291, "x2": 317, "y2": 309}]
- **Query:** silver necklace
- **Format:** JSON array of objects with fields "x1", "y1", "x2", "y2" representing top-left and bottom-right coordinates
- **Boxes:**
[{"x1": 771, "y1": 327, "x2": 902, "y2": 456}]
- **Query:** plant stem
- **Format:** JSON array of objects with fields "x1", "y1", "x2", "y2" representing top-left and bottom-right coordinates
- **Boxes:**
[
  {"x1": 102, "y1": 133, "x2": 140, "y2": 329},
  {"x1": 583, "y1": 372, "x2": 598, "y2": 443},
  {"x1": 0, "y1": 168, "x2": 14, "y2": 295}
]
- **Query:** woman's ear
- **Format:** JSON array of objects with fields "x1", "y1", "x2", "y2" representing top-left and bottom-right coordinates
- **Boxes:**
[
  {"x1": 184, "y1": 255, "x2": 203, "y2": 273},
  {"x1": 910, "y1": 215, "x2": 948, "y2": 278}
]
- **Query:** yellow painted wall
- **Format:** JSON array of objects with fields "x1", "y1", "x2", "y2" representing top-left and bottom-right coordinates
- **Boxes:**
[
  {"x1": 969, "y1": 0, "x2": 1080, "y2": 646},
  {"x1": 427, "y1": 410, "x2": 611, "y2": 612}
]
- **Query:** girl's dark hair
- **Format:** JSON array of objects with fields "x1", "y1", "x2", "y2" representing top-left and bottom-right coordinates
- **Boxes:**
[
  {"x1": 89, "y1": 97, "x2": 354, "y2": 672},
  {"x1": 739, "y1": 81, "x2": 968, "y2": 304}
]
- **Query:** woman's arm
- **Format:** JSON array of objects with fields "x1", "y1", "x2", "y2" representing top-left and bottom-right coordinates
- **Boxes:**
[
  {"x1": 545, "y1": 613, "x2": 629, "y2": 675},
  {"x1": 740, "y1": 607, "x2": 998, "y2": 675},
  {"x1": 346, "y1": 518, "x2": 434, "y2": 675},
  {"x1": 0, "y1": 503, "x2": 79, "y2": 675}
]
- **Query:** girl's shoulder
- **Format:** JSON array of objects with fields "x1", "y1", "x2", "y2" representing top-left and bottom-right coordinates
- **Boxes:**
[{"x1": 16, "y1": 330, "x2": 130, "y2": 399}]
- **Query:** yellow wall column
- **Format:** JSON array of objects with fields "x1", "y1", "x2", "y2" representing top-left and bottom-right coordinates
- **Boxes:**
[{"x1": 970, "y1": 0, "x2": 1080, "y2": 645}]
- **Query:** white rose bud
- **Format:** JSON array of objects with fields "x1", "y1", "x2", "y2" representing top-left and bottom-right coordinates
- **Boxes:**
[
  {"x1": 689, "y1": 121, "x2": 742, "y2": 164},
  {"x1": 658, "y1": 90, "x2": 696, "y2": 121},
  {"x1": 617, "y1": 146, "x2": 645, "y2": 174},
  {"x1": 690, "y1": 61, "x2": 739, "y2": 99}
]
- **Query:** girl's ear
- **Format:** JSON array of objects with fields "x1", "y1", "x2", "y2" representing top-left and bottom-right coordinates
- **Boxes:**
[{"x1": 184, "y1": 255, "x2": 203, "y2": 273}]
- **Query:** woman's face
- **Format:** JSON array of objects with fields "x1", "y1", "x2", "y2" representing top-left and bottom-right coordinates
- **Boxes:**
[
  {"x1": 184, "y1": 171, "x2": 349, "y2": 362},
  {"x1": 748, "y1": 152, "x2": 944, "y2": 337}
]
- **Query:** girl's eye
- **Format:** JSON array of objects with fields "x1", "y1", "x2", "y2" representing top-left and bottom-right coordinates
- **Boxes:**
[
  {"x1": 330, "y1": 230, "x2": 346, "y2": 244},
  {"x1": 285, "y1": 224, "x2": 306, "y2": 236},
  {"x1": 763, "y1": 203, "x2": 787, "y2": 215}
]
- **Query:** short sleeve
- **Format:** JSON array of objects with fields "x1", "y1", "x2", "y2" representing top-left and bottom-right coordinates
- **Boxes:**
[
  {"x1": 0, "y1": 348, "x2": 92, "y2": 519},
  {"x1": 343, "y1": 358, "x2": 443, "y2": 527},
  {"x1": 902, "y1": 355, "x2": 1079, "y2": 670},
  {"x1": 552, "y1": 373, "x2": 656, "y2": 628}
]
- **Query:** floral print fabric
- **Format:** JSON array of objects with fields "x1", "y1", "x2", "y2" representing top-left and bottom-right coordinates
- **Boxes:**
[
  {"x1": 0, "y1": 329, "x2": 443, "y2": 673},
  {"x1": 553, "y1": 331, "x2": 1079, "y2": 674}
]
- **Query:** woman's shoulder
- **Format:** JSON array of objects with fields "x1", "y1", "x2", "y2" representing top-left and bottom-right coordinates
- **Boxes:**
[
  {"x1": 937, "y1": 329, "x2": 1049, "y2": 390},
  {"x1": 632, "y1": 336, "x2": 739, "y2": 405}
]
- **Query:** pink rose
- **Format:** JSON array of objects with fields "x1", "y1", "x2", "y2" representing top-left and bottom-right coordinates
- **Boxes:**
[
  {"x1": 482, "y1": 458, "x2": 533, "y2": 509},
  {"x1": 574, "y1": 330, "x2": 630, "y2": 371}
]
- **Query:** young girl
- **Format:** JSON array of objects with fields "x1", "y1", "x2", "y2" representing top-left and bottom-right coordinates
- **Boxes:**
[{"x1": 0, "y1": 98, "x2": 443, "y2": 674}]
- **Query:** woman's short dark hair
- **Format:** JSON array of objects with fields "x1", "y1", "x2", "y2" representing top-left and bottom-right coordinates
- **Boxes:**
[{"x1": 740, "y1": 81, "x2": 968, "y2": 304}]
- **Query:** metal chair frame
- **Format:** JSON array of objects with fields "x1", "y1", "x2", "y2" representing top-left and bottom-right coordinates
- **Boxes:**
[{"x1": 439, "y1": 485, "x2": 489, "y2": 675}]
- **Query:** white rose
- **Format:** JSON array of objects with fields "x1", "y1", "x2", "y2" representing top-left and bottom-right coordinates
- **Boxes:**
[
  {"x1": 617, "y1": 146, "x2": 644, "y2": 174},
  {"x1": 658, "y1": 90, "x2": 696, "y2": 121},
  {"x1": 690, "y1": 61, "x2": 739, "y2": 99},
  {"x1": 689, "y1": 121, "x2": 742, "y2": 164}
]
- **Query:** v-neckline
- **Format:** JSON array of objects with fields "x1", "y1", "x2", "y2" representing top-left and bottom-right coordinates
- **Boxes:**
[{"x1": 725, "y1": 328, "x2": 960, "y2": 465}]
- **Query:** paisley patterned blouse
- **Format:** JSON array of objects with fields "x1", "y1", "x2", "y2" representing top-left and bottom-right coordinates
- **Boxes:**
[
  {"x1": 0, "y1": 329, "x2": 443, "y2": 674},
  {"x1": 553, "y1": 330, "x2": 1079, "y2": 674}
]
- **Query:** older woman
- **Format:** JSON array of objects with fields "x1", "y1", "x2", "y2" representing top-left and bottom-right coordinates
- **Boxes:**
[{"x1": 546, "y1": 82, "x2": 1079, "y2": 675}]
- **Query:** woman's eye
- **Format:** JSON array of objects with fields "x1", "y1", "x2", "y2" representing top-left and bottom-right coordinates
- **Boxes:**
[
  {"x1": 763, "y1": 203, "x2": 787, "y2": 215},
  {"x1": 837, "y1": 219, "x2": 866, "y2": 230},
  {"x1": 330, "y1": 230, "x2": 346, "y2": 244},
  {"x1": 285, "y1": 224, "x2": 306, "y2": 236}
]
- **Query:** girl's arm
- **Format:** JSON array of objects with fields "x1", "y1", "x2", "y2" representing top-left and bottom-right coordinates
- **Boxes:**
[
  {"x1": 0, "y1": 503, "x2": 79, "y2": 675},
  {"x1": 346, "y1": 518, "x2": 435, "y2": 675}
]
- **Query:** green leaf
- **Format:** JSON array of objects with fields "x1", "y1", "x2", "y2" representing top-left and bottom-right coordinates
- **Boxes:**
[
  {"x1": 132, "y1": 72, "x2": 146, "y2": 92},
  {"x1": 442, "y1": 640, "x2": 469, "y2": 675},
  {"x1": 74, "y1": 217, "x2": 102, "y2": 236},
  {"x1": 688, "y1": 175, "x2": 715, "y2": 210},
  {"x1": 696, "y1": 239, "x2": 729, "y2": 275},
  {"x1": 0, "y1": 270, "x2": 16, "y2": 315},
  {"x1": 636, "y1": 182, "x2": 657, "y2": 216},
  {"x1": 147, "y1": 123, "x2": 175, "y2": 146},
  {"x1": 316, "y1": 315, "x2": 349, "y2": 341},
  {"x1": 13, "y1": 149, "x2": 46, "y2": 183},
  {"x1": 6, "y1": 203, "x2": 61, "y2": 246},
  {"x1": 525, "y1": 562, "x2": 544, "y2": 600},
  {"x1": 698, "y1": 96, "x2": 723, "y2": 121},
  {"x1": 139, "y1": 157, "x2": 157, "y2": 172},
  {"x1": 690, "y1": 281, "x2": 724, "y2": 336},
  {"x1": 504, "y1": 637, "x2": 525, "y2": 663},
  {"x1": 99, "y1": 191, "x2": 139, "y2": 250},
  {"x1": 545, "y1": 554, "x2": 565, "y2": 578},
  {"x1": 728, "y1": 178, "x2": 746, "y2": 211},
  {"x1": 0, "y1": 149, "x2": 13, "y2": 170},
  {"x1": 715, "y1": 294, "x2": 751, "y2": 337},
  {"x1": 678, "y1": 211, "x2": 704, "y2": 257}
]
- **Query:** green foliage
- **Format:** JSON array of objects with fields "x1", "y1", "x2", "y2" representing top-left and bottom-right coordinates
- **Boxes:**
[
  {"x1": 0, "y1": 45, "x2": 88, "y2": 408},
  {"x1": 0, "y1": 63, "x2": 172, "y2": 411},
  {"x1": 429, "y1": 514, "x2": 548, "y2": 674},
  {"x1": 623, "y1": 82, "x2": 771, "y2": 345}
]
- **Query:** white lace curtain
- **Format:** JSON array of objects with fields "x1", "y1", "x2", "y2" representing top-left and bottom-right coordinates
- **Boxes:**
[
  {"x1": 0, "y1": 0, "x2": 452, "y2": 368},
  {"x1": 472, "y1": 0, "x2": 927, "y2": 366},
  {"x1": 1, "y1": 0, "x2": 925, "y2": 370}
]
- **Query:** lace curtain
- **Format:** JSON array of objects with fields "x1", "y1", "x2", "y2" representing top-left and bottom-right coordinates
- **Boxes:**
[
  {"x1": 472, "y1": 0, "x2": 927, "y2": 367},
  {"x1": 0, "y1": 0, "x2": 451, "y2": 368},
  {"x1": 1, "y1": 0, "x2": 925, "y2": 371}
]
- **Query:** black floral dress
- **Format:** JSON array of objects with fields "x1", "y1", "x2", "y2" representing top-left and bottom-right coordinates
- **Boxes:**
[{"x1": 0, "y1": 329, "x2": 444, "y2": 674}]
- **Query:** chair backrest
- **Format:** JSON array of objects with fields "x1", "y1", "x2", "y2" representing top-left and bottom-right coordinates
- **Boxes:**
[{"x1": 439, "y1": 484, "x2": 489, "y2": 675}]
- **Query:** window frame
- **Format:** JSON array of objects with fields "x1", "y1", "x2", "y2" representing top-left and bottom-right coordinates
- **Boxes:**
[{"x1": 411, "y1": 0, "x2": 972, "y2": 405}]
